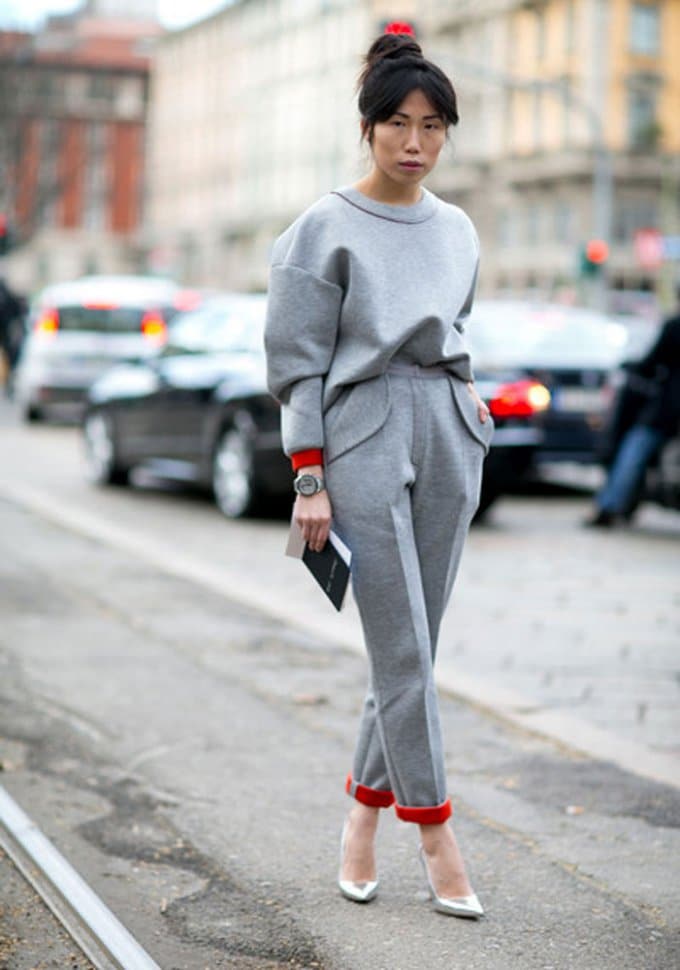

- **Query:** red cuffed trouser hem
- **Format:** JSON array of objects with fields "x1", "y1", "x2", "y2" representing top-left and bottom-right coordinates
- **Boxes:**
[
  {"x1": 346, "y1": 774, "x2": 395, "y2": 809},
  {"x1": 394, "y1": 798, "x2": 452, "y2": 825}
]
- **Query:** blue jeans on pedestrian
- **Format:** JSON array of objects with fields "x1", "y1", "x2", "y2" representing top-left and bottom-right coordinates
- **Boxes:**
[{"x1": 597, "y1": 424, "x2": 665, "y2": 515}]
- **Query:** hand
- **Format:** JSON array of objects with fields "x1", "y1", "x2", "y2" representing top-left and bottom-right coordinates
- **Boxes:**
[
  {"x1": 294, "y1": 489, "x2": 332, "y2": 553},
  {"x1": 466, "y1": 381, "x2": 490, "y2": 423}
]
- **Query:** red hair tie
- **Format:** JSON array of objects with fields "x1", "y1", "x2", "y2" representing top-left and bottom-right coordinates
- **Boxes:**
[{"x1": 384, "y1": 21, "x2": 415, "y2": 37}]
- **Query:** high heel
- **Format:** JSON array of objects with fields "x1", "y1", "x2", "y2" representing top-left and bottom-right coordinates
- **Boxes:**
[
  {"x1": 338, "y1": 822, "x2": 378, "y2": 903},
  {"x1": 418, "y1": 846, "x2": 484, "y2": 919}
]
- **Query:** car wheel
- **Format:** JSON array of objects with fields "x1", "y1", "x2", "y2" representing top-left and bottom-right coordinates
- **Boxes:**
[
  {"x1": 212, "y1": 426, "x2": 257, "y2": 519},
  {"x1": 83, "y1": 410, "x2": 129, "y2": 486},
  {"x1": 23, "y1": 404, "x2": 43, "y2": 423}
]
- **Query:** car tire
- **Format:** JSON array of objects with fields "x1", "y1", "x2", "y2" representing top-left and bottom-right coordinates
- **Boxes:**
[
  {"x1": 83, "y1": 410, "x2": 130, "y2": 486},
  {"x1": 212, "y1": 425, "x2": 258, "y2": 519},
  {"x1": 23, "y1": 404, "x2": 43, "y2": 423}
]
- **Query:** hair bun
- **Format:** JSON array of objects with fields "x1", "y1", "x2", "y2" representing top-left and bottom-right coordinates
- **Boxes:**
[{"x1": 363, "y1": 31, "x2": 424, "y2": 74}]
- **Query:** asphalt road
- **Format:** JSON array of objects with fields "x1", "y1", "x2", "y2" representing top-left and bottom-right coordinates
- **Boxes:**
[
  {"x1": 0, "y1": 399, "x2": 678, "y2": 758},
  {"x1": 0, "y1": 399, "x2": 679, "y2": 968}
]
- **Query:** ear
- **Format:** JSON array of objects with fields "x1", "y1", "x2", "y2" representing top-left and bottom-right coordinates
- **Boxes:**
[{"x1": 359, "y1": 118, "x2": 371, "y2": 143}]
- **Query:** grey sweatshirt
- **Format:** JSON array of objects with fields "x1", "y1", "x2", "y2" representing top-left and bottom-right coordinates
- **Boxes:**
[{"x1": 264, "y1": 185, "x2": 479, "y2": 458}]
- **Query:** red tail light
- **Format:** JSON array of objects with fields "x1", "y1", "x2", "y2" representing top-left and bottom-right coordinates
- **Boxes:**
[
  {"x1": 141, "y1": 310, "x2": 167, "y2": 345},
  {"x1": 34, "y1": 307, "x2": 59, "y2": 337},
  {"x1": 489, "y1": 380, "x2": 551, "y2": 419}
]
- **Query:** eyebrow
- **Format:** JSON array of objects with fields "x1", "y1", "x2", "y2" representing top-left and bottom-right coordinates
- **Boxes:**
[{"x1": 393, "y1": 111, "x2": 442, "y2": 120}]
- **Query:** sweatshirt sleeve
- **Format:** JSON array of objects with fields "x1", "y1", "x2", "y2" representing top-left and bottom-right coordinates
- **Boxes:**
[
  {"x1": 264, "y1": 262, "x2": 343, "y2": 457},
  {"x1": 453, "y1": 262, "x2": 478, "y2": 336}
]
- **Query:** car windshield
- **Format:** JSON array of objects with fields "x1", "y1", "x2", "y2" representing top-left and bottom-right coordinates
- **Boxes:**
[
  {"x1": 166, "y1": 300, "x2": 266, "y2": 354},
  {"x1": 54, "y1": 305, "x2": 151, "y2": 333},
  {"x1": 466, "y1": 303, "x2": 630, "y2": 368}
]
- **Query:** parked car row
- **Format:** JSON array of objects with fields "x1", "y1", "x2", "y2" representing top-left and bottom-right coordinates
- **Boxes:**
[
  {"x1": 12, "y1": 274, "x2": 662, "y2": 519},
  {"x1": 13, "y1": 275, "x2": 201, "y2": 422}
]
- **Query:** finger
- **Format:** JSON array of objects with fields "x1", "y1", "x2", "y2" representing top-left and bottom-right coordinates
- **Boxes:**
[
  {"x1": 312, "y1": 524, "x2": 329, "y2": 552},
  {"x1": 315, "y1": 525, "x2": 329, "y2": 551}
]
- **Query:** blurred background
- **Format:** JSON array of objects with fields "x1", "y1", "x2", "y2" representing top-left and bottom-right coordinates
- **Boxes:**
[{"x1": 0, "y1": 0, "x2": 678, "y2": 309}]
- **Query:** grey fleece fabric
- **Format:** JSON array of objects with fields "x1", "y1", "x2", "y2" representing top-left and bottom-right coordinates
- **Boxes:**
[
  {"x1": 327, "y1": 368, "x2": 489, "y2": 809},
  {"x1": 264, "y1": 185, "x2": 479, "y2": 457}
]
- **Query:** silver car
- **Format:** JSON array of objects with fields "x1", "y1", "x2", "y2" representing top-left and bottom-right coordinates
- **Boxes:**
[{"x1": 14, "y1": 275, "x2": 188, "y2": 422}]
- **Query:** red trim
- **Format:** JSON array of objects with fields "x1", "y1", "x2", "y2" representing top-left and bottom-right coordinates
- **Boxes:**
[
  {"x1": 346, "y1": 774, "x2": 395, "y2": 809},
  {"x1": 394, "y1": 798, "x2": 452, "y2": 825},
  {"x1": 291, "y1": 448, "x2": 324, "y2": 471}
]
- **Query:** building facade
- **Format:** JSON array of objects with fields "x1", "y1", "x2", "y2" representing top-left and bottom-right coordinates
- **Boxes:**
[
  {"x1": 425, "y1": 0, "x2": 680, "y2": 308},
  {"x1": 146, "y1": 0, "x2": 679, "y2": 305},
  {"x1": 144, "y1": 0, "x2": 418, "y2": 290},
  {"x1": 0, "y1": 6, "x2": 161, "y2": 291}
]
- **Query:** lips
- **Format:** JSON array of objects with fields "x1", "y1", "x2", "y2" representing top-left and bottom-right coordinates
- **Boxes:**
[{"x1": 399, "y1": 161, "x2": 423, "y2": 170}]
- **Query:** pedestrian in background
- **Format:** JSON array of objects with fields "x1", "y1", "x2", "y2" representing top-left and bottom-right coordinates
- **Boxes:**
[
  {"x1": 586, "y1": 287, "x2": 680, "y2": 527},
  {"x1": 0, "y1": 277, "x2": 25, "y2": 395},
  {"x1": 265, "y1": 25, "x2": 492, "y2": 918}
]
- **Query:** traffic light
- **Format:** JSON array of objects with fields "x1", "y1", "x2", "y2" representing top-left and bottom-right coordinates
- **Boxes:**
[{"x1": 579, "y1": 239, "x2": 609, "y2": 277}]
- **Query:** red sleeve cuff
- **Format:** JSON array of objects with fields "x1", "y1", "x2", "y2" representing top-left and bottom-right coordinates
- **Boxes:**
[{"x1": 291, "y1": 448, "x2": 324, "y2": 471}]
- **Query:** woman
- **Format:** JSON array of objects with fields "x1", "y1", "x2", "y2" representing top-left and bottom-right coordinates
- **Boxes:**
[{"x1": 265, "y1": 26, "x2": 492, "y2": 919}]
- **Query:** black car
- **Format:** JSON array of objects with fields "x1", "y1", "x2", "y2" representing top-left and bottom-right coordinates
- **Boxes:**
[
  {"x1": 83, "y1": 294, "x2": 550, "y2": 518},
  {"x1": 465, "y1": 300, "x2": 653, "y2": 469},
  {"x1": 83, "y1": 294, "x2": 289, "y2": 517}
]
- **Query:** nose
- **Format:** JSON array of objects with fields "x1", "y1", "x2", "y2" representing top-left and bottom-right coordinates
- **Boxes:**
[{"x1": 404, "y1": 125, "x2": 422, "y2": 153}]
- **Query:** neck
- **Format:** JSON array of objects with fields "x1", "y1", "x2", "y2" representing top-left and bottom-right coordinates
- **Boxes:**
[{"x1": 354, "y1": 170, "x2": 423, "y2": 206}]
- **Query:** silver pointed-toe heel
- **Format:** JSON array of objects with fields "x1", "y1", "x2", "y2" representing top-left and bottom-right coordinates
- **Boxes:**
[
  {"x1": 418, "y1": 846, "x2": 484, "y2": 919},
  {"x1": 338, "y1": 822, "x2": 378, "y2": 903}
]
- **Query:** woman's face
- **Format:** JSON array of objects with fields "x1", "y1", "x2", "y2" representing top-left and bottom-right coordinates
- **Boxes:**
[{"x1": 367, "y1": 88, "x2": 447, "y2": 188}]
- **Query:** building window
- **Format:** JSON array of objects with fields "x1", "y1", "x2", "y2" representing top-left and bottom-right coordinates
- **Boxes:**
[
  {"x1": 554, "y1": 201, "x2": 574, "y2": 244},
  {"x1": 527, "y1": 204, "x2": 540, "y2": 244},
  {"x1": 613, "y1": 199, "x2": 658, "y2": 242},
  {"x1": 630, "y1": 3, "x2": 660, "y2": 55},
  {"x1": 535, "y1": 7, "x2": 546, "y2": 60},
  {"x1": 89, "y1": 73, "x2": 114, "y2": 102},
  {"x1": 628, "y1": 86, "x2": 659, "y2": 147},
  {"x1": 560, "y1": 82, "x2": 571, "y2": 146},
  {"x1": 497, "y1": 210, "x2": 512, "y2": 248},
  {"x1": 83, "y1": 123, "x2": 108, "y2": 230},
  {"x1": 565, "y1": 0, "x2": 576, "y2": 53},
  {"x1": 532, "y1": 88, "x2": 543, "y2": 149},
  {"x1": 36, "y1": 120, "x2": 61, "y2": 228}
]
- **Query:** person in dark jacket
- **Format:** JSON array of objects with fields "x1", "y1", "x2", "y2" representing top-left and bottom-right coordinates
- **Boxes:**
[
  {"x1": 586, "y1": 292, "x2": 680, "y2": 526},
  {"x1": 0, "y1": 277, "x2": 26, "y2": 393}
]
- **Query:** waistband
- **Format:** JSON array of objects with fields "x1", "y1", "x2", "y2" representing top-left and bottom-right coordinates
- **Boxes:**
[{"x1": 386, "y1": 362, "x2": 450, "y2": 379}]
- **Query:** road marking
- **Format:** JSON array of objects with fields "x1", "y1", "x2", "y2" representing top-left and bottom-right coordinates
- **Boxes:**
[
  {"x1": 1, "y1": 476, "x2": 679, "y2": 792},
  {"x1": 0, "y1": 785, "x2": 161, "y2": 970}
]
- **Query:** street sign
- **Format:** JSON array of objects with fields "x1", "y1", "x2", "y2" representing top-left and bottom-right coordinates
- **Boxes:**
[{"x1": 634, "y1": 229, "x2": 663, "y2": 269}]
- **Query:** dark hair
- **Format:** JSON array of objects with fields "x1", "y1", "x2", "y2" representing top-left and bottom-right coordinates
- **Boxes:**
[{"x1": 358, "y1": 34, "x2": 459, "y2": 142}]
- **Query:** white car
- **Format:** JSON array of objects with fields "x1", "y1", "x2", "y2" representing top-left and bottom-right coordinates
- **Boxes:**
[{"x1": 13, "y1": 275, "x2": 194, "y2": 422}]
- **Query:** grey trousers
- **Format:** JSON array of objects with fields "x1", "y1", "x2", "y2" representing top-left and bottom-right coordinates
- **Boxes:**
[{"x1": 324, "y1": 367, "x2": 490, "y2": 823}]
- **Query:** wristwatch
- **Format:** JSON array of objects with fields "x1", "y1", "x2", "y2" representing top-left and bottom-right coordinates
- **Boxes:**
[{"x1": 293, "y1": 472, "x2": 326, "y2": 497}]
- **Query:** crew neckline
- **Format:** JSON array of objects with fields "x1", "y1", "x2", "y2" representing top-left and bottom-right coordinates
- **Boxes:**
[{"x1": 332, "y1": 185, "x2": 438, "y2": 224}]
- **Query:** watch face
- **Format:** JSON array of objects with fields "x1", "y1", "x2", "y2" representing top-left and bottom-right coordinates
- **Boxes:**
[{"x1": 297, "y1": 474, "x2": 318, "y2": 496}]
